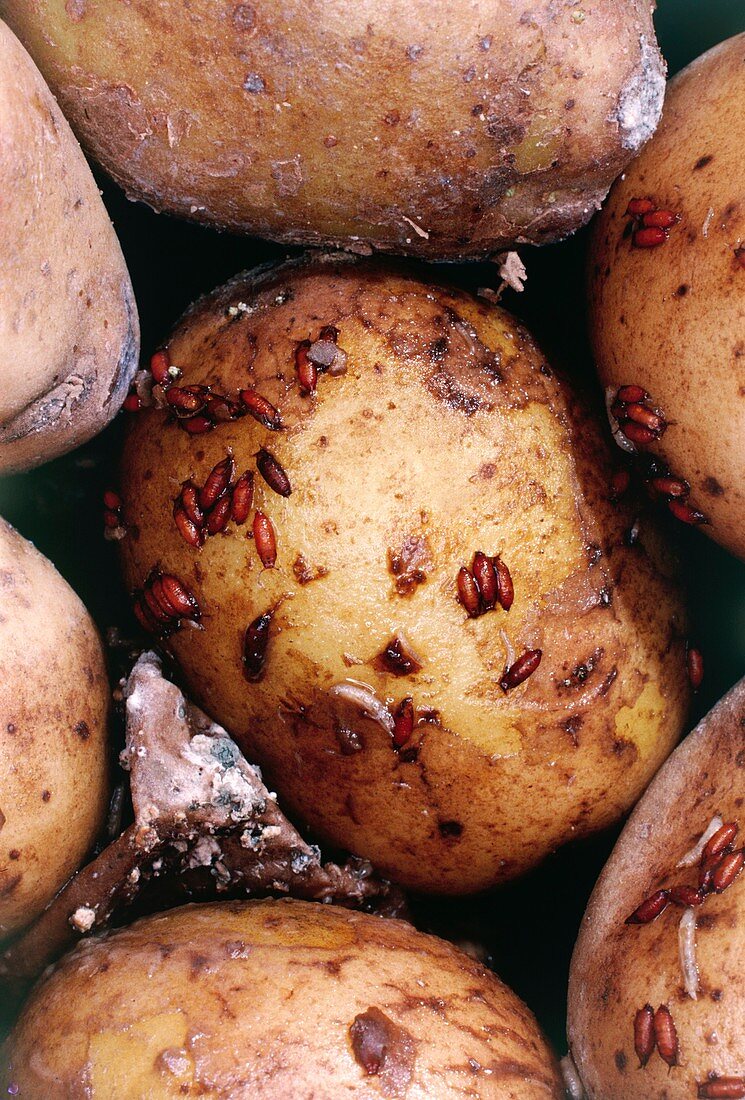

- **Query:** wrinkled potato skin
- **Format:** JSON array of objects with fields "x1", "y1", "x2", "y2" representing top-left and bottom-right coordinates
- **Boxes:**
[
  {"x1": 588, "y1": 34, "x2": 745, "y2": 561},
  {"x1": 1, "y1": 0, "x2": 664, "y2": 258},
  {"x1": 3, "y1": 898, "x2": 564, "y2": 1098},
  {"x1": 568, "y1": 677, "x2": 745, "y2": 1099},
  {"x1": 0, "y1": 20, "x2": 138, "y2": 474},
  {"x1": 0, "y1": 518, "x2": 109, "y2": 939},
  {"x1": 119, "y1": 258, "x2": 689, "y2": 894}
]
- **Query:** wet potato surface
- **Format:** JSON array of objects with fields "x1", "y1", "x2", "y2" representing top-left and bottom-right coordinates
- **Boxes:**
[{"x1": 119, "y1": 257, "x2": 690, "y2": 894}]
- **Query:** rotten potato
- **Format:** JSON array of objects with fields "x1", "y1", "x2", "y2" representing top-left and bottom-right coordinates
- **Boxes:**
[
  {"x1": 0, "y1": 651, "x2": 401, "y2": 999},
  {"x1": 0, "y1": 517, "x2": 110, "y2": 940},
  {"x1": 588, "y1": 33, "x2": 745, "y2": 561},
  {"x1": 0, "y1": 0, "x2": 665, "y2": 259},
  {"x1": 2, "y1": 898, "x2": 564, "y2": 1098},
  {"x1": 0, "y1": 19, "x2": 138, "y2": 474},
  {"x1": 118, "y1": 256, "x2": 690, "y2": 894},
  {"x1": 567, "y1": 675, "x2": 745, "y2": 1099}
]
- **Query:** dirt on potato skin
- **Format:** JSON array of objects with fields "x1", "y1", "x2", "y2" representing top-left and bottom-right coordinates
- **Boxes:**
[{"x1": 1, "y1": 0, "x2": 664, "y2": 258}]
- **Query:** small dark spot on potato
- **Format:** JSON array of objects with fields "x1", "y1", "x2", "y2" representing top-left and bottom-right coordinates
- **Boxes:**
[
  {"x1": 438, "y1": 820, "x2": 464, "y2": 839},
  {"x1": 702, "y1": 476, "x2": 724, "y2": 497},
  {"x1": 74, "y1": 721, "x2": 91, "y2": 741},
  {"x1": 406, "y1": 44, "x2": 424, "y2": 61},
  {"x1": 8, "y1": 849, "x2": 20, "y2": 861},
  {"x1": 694, "y1": 154, "x2": 713, "y2": 170},
  {"x1": 614, "y1": 1050, "x2": 627, "y2": 1073},
  {"x1": 384, "y1": 110, "x2": 400, "y2": 126},
  {"x1": 674, "y1": 283, "x2": 689, "y2": 297},
  {"x1": 41, "y1": 790, "x2": 51, "y2": 802}
]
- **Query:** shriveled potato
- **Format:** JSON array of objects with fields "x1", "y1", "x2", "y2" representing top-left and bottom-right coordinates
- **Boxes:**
[
  {"x1": 0, "y1": 19, "x2": 138, "y2": 474},
  {"x1": 2, "y1": 898, "x2": 564, "y2": 1098},
  {"x1": 0, "y1": 517, "x2": 109, "y2": 940},
  {"x1": 588, "y1": 33, "x2": 745, "y2": 561},
  {"x1": 1, "y1": 1, "x2": 665, "y2": 258},
  {"x1": 567, "y1": 677, "x2": 745, "y2": 1100},
  {"x1": 118, "y1": 257, "x2": 690, "y2": 894}
]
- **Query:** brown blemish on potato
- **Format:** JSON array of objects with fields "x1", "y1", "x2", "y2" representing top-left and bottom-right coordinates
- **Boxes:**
[
  {"x1": 387, "y1": 534, "x2": 433, "y2": 596},
  {"x1": 702, "y1": 476, "x2": 725, "y2": 497},
  {"x1": 292, "y1": 555, "x2": 328, "y2": 586},
  {"x1": 694, "y1": 154, "x2": 714, "y2": 169},
  {"x1": 73, "y1": 721, "x2": 91, "y2": 740},
  {"x1": 371, "y1": 636, "x2": 422, "y2": 677},
  {"x1": 349, "y1": 1006, "x2": 416, "y2": 1096}
]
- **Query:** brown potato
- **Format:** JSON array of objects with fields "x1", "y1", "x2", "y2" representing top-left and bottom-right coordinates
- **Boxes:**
[
  {"x1": 118, "y1": 256, "x2": 690, "y2": 894},
  {"x1": 1, "y1": 1, "x2": 664, "y2": 259},
  {"x1": 0, "y1": 19, "x2": 138, "y2": 474},
  {"x1": 2, "y1": 898, "x2": 564, "y2": 1098},
  {"x1": 567, "y1": 677, "x2": 745, "y2": 1100},
  {"x1": 588, "y1": 33, "x2": 745, "y2": 561},
  {"x1": 0, "y1": 517, "x2": 110, "y2": 940}
]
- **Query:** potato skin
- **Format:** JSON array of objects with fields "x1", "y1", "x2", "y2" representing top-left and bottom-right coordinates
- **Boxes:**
[
  {"x1": 567, "y1": 677, "x2": 745, "y2": 1100},
  {"x1": 588, "y1": 34, "x2": 745, "y2": 561},
  {"x1": 0, "y1": 20, "x2": 138, "y2": 474},
  {"x1": 1, "y1": 0, "x2": 664, "y2": 258},
  {"x1": 119, "y1": 257, "x2": 690, "y2": 894},
  {"x1": 0, "y1": 517, "x2": 110, "y2": 939},
  {"x1": 2, "y1": 898, "x2": 564, "y2": 1098}
]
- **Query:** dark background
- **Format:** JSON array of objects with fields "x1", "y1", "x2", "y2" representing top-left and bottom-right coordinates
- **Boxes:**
[{"x1": 1, "y1": 0, "x2": 744, "y2": 1058}]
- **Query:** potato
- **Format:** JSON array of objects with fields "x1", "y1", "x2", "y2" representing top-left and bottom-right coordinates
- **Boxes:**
[
  {"x1": 0, "y1": 0, "x2": 665, "y2": 259},
  {"x1": 0, "y1": 516, "x2": 110, "y2": 940},
  {"x1": 118, "y1": 256, "x2": 690, "y2": 894},
  {"x1": 2, "y1": 898, "x2": 564, "y2": 1098},
  {"x1": 0, "y1": 19, "x2": 138, "y2": 475},
  {"x1": 587, "y1": 33, "x2": 745, "y2": 561},
  {"x1": 567, "y1": 676, "x2": 745, "y2": 1100}
]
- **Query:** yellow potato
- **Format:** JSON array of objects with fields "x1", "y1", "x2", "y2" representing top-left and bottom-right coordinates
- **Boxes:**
[
  {"x1": 0, "y1": 0, "x2": 665, "y2": 258},
  {"x1": 0, "y1": 19, "x2": 138, "y2": 474},
  {"x1": 0, "y1": 517, "x2": 109, "y2": 939},
  {"x1": 567, "y1": 676, "x2": 745, "y2": 1100},
  {"x1": 118, "y1": 257, "x2": 690, "y2": 894},
  {"x1": 588, "y1": 33, "x2": 745, "y2": 560},
  {"x1": 2, "y1": 898, "x2": 564, "y2": 1098}
]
